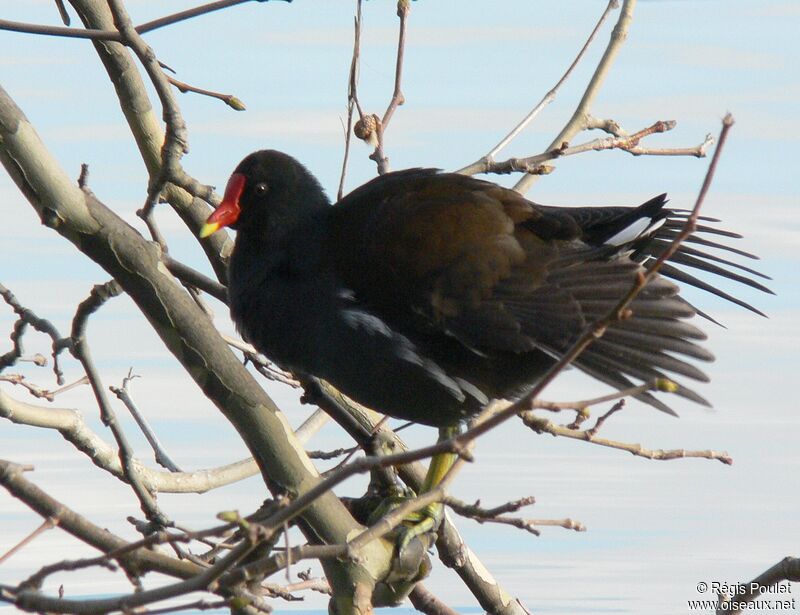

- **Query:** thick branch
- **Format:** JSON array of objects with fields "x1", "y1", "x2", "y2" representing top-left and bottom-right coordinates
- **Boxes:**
[
  {"x1": 0, "y1": 83, "x2": 396, "y2": 608},
  {"x1": 305, "y1": 389, "x2": 531, "y2": 615},
  {"x1": 0, "y1": 459, "x2": 200, "y2": 582},
  {"x1": 68, "y1": 0, "x2": 230, "y2": 282}
]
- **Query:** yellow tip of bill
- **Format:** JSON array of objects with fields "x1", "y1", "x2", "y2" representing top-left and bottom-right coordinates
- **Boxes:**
[{"x1": 199, "y1": 221, "x2": 220, "y2": 239}]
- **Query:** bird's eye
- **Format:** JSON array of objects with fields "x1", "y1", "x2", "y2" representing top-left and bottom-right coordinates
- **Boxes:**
[{"x1": 254, "y1": 182, "x2": 269, "y2": 195}]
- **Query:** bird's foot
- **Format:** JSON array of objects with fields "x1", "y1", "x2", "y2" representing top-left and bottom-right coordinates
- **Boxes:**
[
  {"x1": 395, "y1": 500, "x2": 443, "y2": 553},
  {"x1": 365, "y1": 489, "x2": 440, "y2": 583}
]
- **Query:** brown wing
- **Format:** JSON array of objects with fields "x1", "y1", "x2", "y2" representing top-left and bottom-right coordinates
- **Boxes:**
[
  {"x1": 328, "y1": 169, "x2": 712, "y2": 412},
  {"x1": 329, "y1": 169, "x2": 580, "y2": 319}
]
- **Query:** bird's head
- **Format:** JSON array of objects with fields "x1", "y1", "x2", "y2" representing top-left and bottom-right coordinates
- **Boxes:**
[{"x1": 200, "y1": 149, "x2": 328, "y2": 239}]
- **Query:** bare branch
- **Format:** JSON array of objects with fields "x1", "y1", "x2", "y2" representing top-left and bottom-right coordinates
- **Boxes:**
[
  {"x1": 0, "y1": 518, "x2": 58, "y2": 565},
  {"x1": 0, "y1": 282, "x2": 68, "y2": 384},
  {"x1": 0, "y1": 1, "x2": 271, "y2": 41},
  {"x1": 166, "y1": 74, "x2": 246, "y2": 111},
  {"x1": 0, "y1": 459, "x2": 200, "y2": 583},
  {"x1": 110, "y1": 370, "x2": 182, "y2": 472},
  {"x1": 515, "y1": 0, "x2": 636, "y2": 193},
  {"x1": 716, "y1": 557, "x2": 800, "y2": 615},
  {"x1": 521, "y1": 411, "x2": 733, "y2": 464},
  {"x1": 106, "y1": 0, "x2": 190, "y2": 233},
  {"x1": 583, "y1": 399, "x2": 626, "y2": 434},
  {"x1": 162, "y1": 255, "x2": 227, "y2": 303},
  {"x1": 531, "y1": 380, "x2": 667, "y2": 417},
  {"x1": 70, "y1": 281, "x2": 168, "y2": 525},
  {"x1": 527, "y1": 518, "x2": 587, "y2": 532},
  {"x1": 338, "y1": 0, "x2": 363, "y2": 200},
  {"x1": 0, "y1": 374, "x2": 57, "y2": 402},
  {"x1": 409, "y1": 583, "x2": 461, "y2": 615},
  {"x1": 0, "y1": 388, "x2": 340, "y2": 493},
  {"x1": 423, "y1": 113, "x2": 737, "y2": 474},
  {"x1": 135, "y1": 0, "x2": 281, "y2": 35},
  {"x1": 53, "y1": 0, "x2": 71, "y2": 25},
  {"x1": 125, "y1": 598, "x2": 228, "y2": 615},
  {"x1": 446, "y1": 495, "x2": 536, "y2": 519},
  {"x1": 381, "y1": 1, "x2": 410, "y2": 130},
  {"x1": 354, "y1": 0, "x2": 411, "y2": 174},
  {"x1": 480, "y1": 119, "x2": 710, "y2": 176},
  {"x1": 14, "y1": 542, "x2": 256, "y2": 614},
  {"x1": 586, "y1": 114, "x2": 625, "y2": 136},
  {"x1": 224, "y1": 335, "x2": 301, "y2": 388},
  {"x1": 457, "y1": 0, "x2": 620, "y2": 175},
  {"x1": 307, "y1": 447, "x2": 357, "y2": 461},
  {"x1": 445, "y1": 496, "x2": 543, "y2": 536}
]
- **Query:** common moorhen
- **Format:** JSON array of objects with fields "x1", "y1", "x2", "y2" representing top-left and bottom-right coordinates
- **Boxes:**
[{"x1": 201, "y1": 150, "x2": 769, "y2": 429}]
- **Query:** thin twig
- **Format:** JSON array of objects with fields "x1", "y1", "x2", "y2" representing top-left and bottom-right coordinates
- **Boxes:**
[
  {"x1": 381, "y1": 1, "x2": 409, "y2": 130},
  {"x1": 222, "y1": 335, "x2": 301, "y2": 387},
  {"x1": 515, "y1": 0, "x2": 636, "y2": 194},
  {"x1": 430, "y1": 113, "x2": 736, "y2": 469},
  {"x1": 15, "y1": 540, "x2": 257, "y2": 614},
  {"x1": 106, "y1": 0, "x2": 194, "y2": 242},
  {"x1": 70, "y1": 281, "x2": 168, "y2": 526},
  {"x1": 338, "y1": 0, "x2": 363, "y2": 200},
  {"x1": 583, "y1": 399, "x2": 626, "y2": 434},
  {"x1": 136, "y1": 0, "x2": 285, "y2": 35},
  {"x1": 532, "y1": 380, "x2": 667, "y2": 415},
  {"x1": 110, "y1": 370, "x2": 182, "y2": 472},
  {"x1": 0, "y1": 518, "x2": 58, "y2": 565},
  {"x1": 0, "y1": 375, "x2": 88, "y2": 402},
  {"x1": 53, "y1": 0, "x2": 70, "y2": 25},
  {"x1": 166, "y1": 75, "x2": 245, "y2": 111},
  {"x1": 527, "y1": 518, "x2": 586, "y2": 532},
  {"x1": 457, "y1": 0, "x2": 620, "y2": 175},
  {"x1": 0, "y1": 459, "x2": 202, "y2": 592},
  {"x1": 445, "y1": 495, "x2": 536, "y2": 520},
  {"x1": 366, "y1": 0, "x2": 410, "y2": 174},
  {"x1": 306, "y1": 447, "x2": 356, "y2": 461},
  {"x1": 521, "y1": 411, "x2": 733, "y2": 464},
  {"x1": 483, "y1": 119, "x2": 702, "y2": 176},
  {"x1": 107, "y1": 47, "x2": 174, "y2": 233},
  {"x1": 0, "y1": 375, "x2": 56, "y2": 401},
  {"x1": 0, "y1": 1, "x2": 271, "y2": 41},
  {"x1": 0, "y1": 283, "x2": 67, "y2": 384},
  {"x1": 445, "y1": 496, "x2": 543, "y2": 536},
  {"x1": 129, "y1": 599, "x2": 228, "y2": 615}
]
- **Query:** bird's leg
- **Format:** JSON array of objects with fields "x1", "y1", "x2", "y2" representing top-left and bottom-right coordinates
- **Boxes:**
[
  {"x1": 423, "y1": 425, "x2": 460, "y2": 491},
  {"x1": 394, "y1": 424, "x2": 460, "y2": 553}
]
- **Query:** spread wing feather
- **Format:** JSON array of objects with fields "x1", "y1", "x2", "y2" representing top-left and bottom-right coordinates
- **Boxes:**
[{"x1": 330, "y1": 169, "x2": 768, "y2": 414}]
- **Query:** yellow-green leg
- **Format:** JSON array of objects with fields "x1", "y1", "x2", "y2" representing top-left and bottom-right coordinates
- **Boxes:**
[{"x1": 396, "y1": 424, "x2": 460, "y2": 551}]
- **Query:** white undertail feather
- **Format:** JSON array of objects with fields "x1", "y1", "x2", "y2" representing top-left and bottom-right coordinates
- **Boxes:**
[{"x1": 604, "y1": 216, "x2": 666, "y2": 247}]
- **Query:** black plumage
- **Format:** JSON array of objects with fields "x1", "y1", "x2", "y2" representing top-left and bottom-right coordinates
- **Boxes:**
[{"x1": 201, "y1": 150, "x2": 770, "y2": 426}]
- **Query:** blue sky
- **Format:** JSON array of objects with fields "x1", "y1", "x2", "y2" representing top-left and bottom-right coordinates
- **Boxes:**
[{"x1": 1, "y1": 1, "x2": 799, "y2": 613}]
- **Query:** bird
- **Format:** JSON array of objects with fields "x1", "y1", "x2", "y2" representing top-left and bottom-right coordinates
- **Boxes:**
[
  {"x1": 201, "y1": 149, "x2": 769, "y2": 429},
  {"x1": 200, "y1": 150, "x2": 770, "y2": 550}
]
